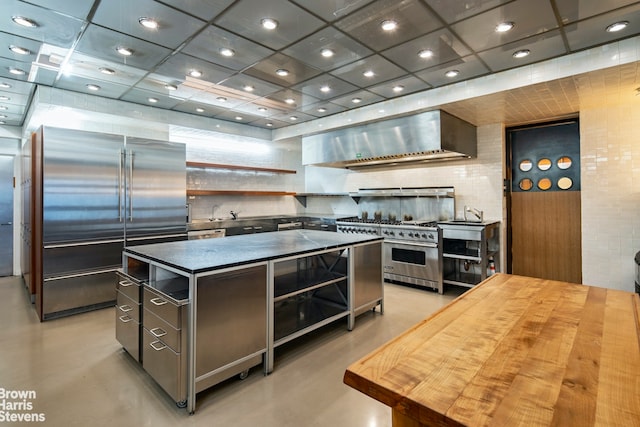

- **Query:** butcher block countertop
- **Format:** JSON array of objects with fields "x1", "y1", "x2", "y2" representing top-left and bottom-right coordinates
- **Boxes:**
[{"x1": 344, "y1": 273, "x2": 640, "y2": 427}]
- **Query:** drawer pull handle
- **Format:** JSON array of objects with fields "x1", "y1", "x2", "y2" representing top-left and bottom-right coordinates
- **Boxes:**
[
  {"x1": 150, "y1": 327, "x2": 167, "y2": 338},
  {"x1": 150, "y1": 297, "x2": 168, "y2": 306},
  {"x1": 119, "y1": 315, "x2": 133, "y2": 323},
  {"x1": 150, "y1": 340, "x2": 167, "y2": 351},
  {"x1": 119, "y1": 304, "x2": 132, "y2": 312},
  {"x1": 119, "y1": 280, "x2": 133, "y2": 287}
]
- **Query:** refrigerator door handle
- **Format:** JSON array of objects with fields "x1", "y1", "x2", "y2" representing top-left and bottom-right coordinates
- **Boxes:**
[
  {"x1": 128, "y1": 150, "x2": 134, "y2": 222},
  {"x1": 118, "y1": 149, "x2": 124, "y2": 222}
]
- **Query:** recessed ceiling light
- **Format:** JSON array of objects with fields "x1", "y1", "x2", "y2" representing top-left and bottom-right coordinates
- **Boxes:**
[
  {"x1": 261, "y1": 18, "x2": 278, "y2": 30},
  {"x1": 0, "y1": 82, "x2": 11, "y2": 89},
  {"x1": 392, "y1": 85, "x2": 404, "y2": 93},
  {"x1": 445, "y1": 70, "x2": 460, "y2": 78},
  {"x1": 196, "y1": 107, "x2": 205, "y2": 113},
  {"x1": 148, "y1": 97, "x2": 158, "y2": 103},
  {"x1": 243, "y1": 85, "x2": 254, "y2": 92},
  {"x1": 0, "y1": 96, "x2": 9, "y2": 101},
  {"x1": 12, "y1": 16, "x2": 38, "y2": 28},
  {"x1": 606, "y1": 21, "x2": 629, "y2": 32},
  {"x1": 266, "y1": 122, "x2": 273, "y2": 127},
  {"x1": 363, "y1": 70, "x2": 375, "y2": 78},
  {"x1": 235, "y1": 116, "x2": 243, "y2": 120},
  {"x1": 9, "y1": 45, "x2": 30, "y2": 55},
  {"x1": 116, "y1": 46, "x2": 133, "y2": 56},
  {"x1": 138, "y1": 17, "x2": 159, "y2": 29},
  {"x1": 381, "y1": 20, "x2": 398, "y2": 31},
  {"x1": 285, "y1": 98, "x2": 295, "y2": 104},
  {"x1": 85, "y1": 84, "x2": 100, "y2": 91},
  {"x1": 317, "y1": 107, "x2": 327, "y2": 113},
  {"x1": 418, "y1": 49, "x2": 433, "y2": 59},
  {"x1": 0, "y1": 114, "x2": 6, "y2": 119},
  {"x1": 189, "y1": 69, "x2": 202, "y2": 78},
  {"x1": 219, "y1": 47, "x2": 235, "y2": 57},
  {"x1": 495, "y1": 21, "x2": 514, "y2": 33},
  {"x1": 290, "y1": 116, "x2": 298, "y2": 121},
  {"x1": 8, "y1": 67, "x2": 26, "y2": 75},
  {"x1": 217, "y1": 96, "x2": 227, "y2": 102},
  {"x1": 351, "y1": 97, "x2": 362, "y2": 104},
  {"x1": 276, "y1": 69, "x2": 289, "y2": 76},
  {"x1": 0, "y1": 106, "x2": 8, "y2": 110},
  {"x1": 258, "y1": 107, "x2": 267, "y2": 112},
  {"x1": 164, "y1": 84, "x2": 178, "y2": 91},
  {"x1": 320, "y1": 85, "x2": 331, "y2": 93},
  {"x1": 513, "y1": 49, "x2": 531, "y2": 59},
  {"x1": 321, "y1": 48, "x2": 335, "y2": 58},
  {"x1": 0, "y1": 121, "x2": 5, "y2": 125},
  {"x1": 99, "y1": 67, "x2": 115, "y2": 75}
]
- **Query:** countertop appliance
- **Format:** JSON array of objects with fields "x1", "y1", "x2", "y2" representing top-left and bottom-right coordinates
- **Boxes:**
[
  {"x1": 23, "y1": 126, "x2": 187, "y2": 320},
  {"x1": 336, "y1": 217, "x2": 443, "y2": 293}
]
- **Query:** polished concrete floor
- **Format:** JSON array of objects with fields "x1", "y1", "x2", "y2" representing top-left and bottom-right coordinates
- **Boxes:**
[{"x1": 0, "y1": 276, "x2": 465, "y2": 426}]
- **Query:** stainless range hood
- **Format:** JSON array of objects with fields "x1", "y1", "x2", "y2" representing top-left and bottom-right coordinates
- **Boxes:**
[{"x1": 302, "y1": 110, "x2": 476, "y2": 169}]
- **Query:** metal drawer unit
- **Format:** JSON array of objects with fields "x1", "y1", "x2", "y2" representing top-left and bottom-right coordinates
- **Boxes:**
[
  {"x1": 115, "y1": 271, "x2": 143, "y2": 362},
  {"x1": 142, "y1": 285, "x2": 188, "y2": 407}
]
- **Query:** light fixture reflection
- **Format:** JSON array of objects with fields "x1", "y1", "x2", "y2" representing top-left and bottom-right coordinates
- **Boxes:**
[
  {"x1": 261, "y1": 18, "x2": 278, "y2": 30},
  {"x1": 495, "y1": 21, "x2": 514, "y2": 32},
  {"x1": 12, "y1": 16, "x2": 38, "y2": 28},
  {"x1": 381, "y1": 20, "x2": 397, "y2": 31},
  {"x1": 606, "y1": 21, "x2": 629, "y2": 32}
]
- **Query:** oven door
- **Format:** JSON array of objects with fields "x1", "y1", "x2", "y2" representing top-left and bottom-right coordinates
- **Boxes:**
[{"x1": 383, "y1": 240, "x2": 442, "y2": 291}]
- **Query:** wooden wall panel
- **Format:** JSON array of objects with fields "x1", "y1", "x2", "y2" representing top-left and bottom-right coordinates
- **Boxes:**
[{"x1": 510, "y1": 191, "x2": 582, "y2": 283}]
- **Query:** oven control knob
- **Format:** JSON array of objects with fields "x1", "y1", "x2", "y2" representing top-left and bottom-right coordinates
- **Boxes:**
[
  {"x1": 398, "y1": 232, "x2": 404, "y2": 237},
  {"x1": 408, "y1": 232, "x2": 414, "y2": 237},
  {"x1": 383, "y1": 230, "x2": 388, "y2": 235},
  {"x1": 427, "y1": 233, "x2": 434, "y2": 239}
]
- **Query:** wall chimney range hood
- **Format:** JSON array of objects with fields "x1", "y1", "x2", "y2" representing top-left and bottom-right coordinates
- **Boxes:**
[{"x1": 302, "y1": 110, "x2": 476, "y2": 169}]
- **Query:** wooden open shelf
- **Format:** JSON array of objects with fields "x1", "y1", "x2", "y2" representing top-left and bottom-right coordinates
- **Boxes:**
[
  {"x1": 186, "y1": 161, "x2": 296, "y2": 174},
  {"x1": 187, "y1": 189, "x2": 296, "y2": 197}
]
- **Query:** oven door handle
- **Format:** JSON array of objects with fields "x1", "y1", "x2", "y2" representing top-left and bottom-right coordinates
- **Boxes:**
[{"x1": 385, "y1": 240, "x2": 438, "y2": 248}]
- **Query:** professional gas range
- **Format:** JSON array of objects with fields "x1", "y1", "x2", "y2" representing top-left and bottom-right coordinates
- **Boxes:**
[{"x1": 336, "y1": 217, "x2": 443, "y2": 293}]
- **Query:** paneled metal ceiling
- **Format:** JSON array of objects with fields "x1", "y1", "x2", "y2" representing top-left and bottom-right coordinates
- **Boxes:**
[{"x1": 1, "y1": 0, "x2": 639, "y2": 129}]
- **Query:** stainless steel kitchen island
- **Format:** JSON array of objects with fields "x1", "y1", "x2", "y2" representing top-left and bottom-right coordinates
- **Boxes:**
[{"x1": 118, "y1": 229, "x2": 384, "y2": 414}]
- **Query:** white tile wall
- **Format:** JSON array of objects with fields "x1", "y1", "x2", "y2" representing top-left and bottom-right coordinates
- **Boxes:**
[{"x1": 580, "y1": 102, "x2": 640, "y2": 291}]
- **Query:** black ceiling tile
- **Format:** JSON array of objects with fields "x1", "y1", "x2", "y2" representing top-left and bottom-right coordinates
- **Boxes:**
[
  {"x1": 214, "y1": 0, "x2": 325, "y2": 50},
  {"x1": 334, "y1": 0, "x2": 443, "y2": 51},
  {"x1": 380, "y1": 29, "x2": 471, "y2": 73},
  {"x1": 282, "y1": 27, "x2": 373, "y2": 72},
  {"x1": 243, "y1": 53, "x2": 323, "y2": 86},
  {"x1": 183, "y1": 25, "x2": 274, "y2": 71}
]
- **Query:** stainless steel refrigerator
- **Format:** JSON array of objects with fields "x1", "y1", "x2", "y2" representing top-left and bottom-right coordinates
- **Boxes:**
[{"x1": 24, "y1": 126, "x2": 186, "y2": 320}]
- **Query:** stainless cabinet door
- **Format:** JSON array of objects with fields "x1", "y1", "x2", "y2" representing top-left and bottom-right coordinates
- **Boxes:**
[
  {"x1": 42, "y1": 127, "x2": 125, "y2": 243},
  {"x1": 124, "y1": 138, "x2": 186, "y2": 239},
  {"x1": 0, "y1": 155, "x2": 13, "y2": 276}
]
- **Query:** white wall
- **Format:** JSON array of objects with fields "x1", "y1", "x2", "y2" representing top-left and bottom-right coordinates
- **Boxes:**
[{"x1": 580, "y1": 103, "x2": 640, "y2": 291}]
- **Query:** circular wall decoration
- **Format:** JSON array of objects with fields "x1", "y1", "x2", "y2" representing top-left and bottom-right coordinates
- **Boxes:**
[
  {"x1": 519, "y1": 178, "x2": 533, "y2": 191},
  {"x1": 557, "y1": 156, "x2": 572, "y2": 170},
  {"x1": 537, "y1": 178, "x2": 552, "y2": 190},
  {"x1": 558, "y1": 177, "x2": 573, "y2": 190},
  {"x1": 519, "y1": 159, "x2": 533, "y2": 172},
  {"x1": 537, "y1": 158, "x2": 552, "y2": 171}
]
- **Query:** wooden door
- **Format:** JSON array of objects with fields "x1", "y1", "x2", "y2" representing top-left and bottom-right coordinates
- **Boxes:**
[{"x1": 507, "y1": 120, "x2": 582, "y2": 283}]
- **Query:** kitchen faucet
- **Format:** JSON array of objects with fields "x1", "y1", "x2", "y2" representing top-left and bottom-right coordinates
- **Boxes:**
[
  {"x1": 230, "y1": 210, "x2": 239, "y2": 220},
  {"x1": 464, "y1": 206, "x2": 483, "y2": 222}
]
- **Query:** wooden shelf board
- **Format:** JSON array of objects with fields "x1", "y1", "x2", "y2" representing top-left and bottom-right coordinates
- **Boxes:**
[
  {"x1": 186, "y1": 161, "x2": 296, "y2": 174},
  {"x1": 187, "y1": 189, "x2": 296, "y2": 197}
]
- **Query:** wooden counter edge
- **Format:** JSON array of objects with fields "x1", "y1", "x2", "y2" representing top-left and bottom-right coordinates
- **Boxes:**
[{"x1": 343, "y1": 275, "x2": 508, "y2": 409}]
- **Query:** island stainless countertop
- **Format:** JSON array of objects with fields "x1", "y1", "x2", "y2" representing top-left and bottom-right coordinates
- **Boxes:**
[{"x1": 124, "y1": 229, "x2": 383, "y2": 274}]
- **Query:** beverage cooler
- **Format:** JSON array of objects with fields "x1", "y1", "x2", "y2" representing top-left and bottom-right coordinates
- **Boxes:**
[{"x1": 22, "y1": 126, "x2": 187, "y2": 320}]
